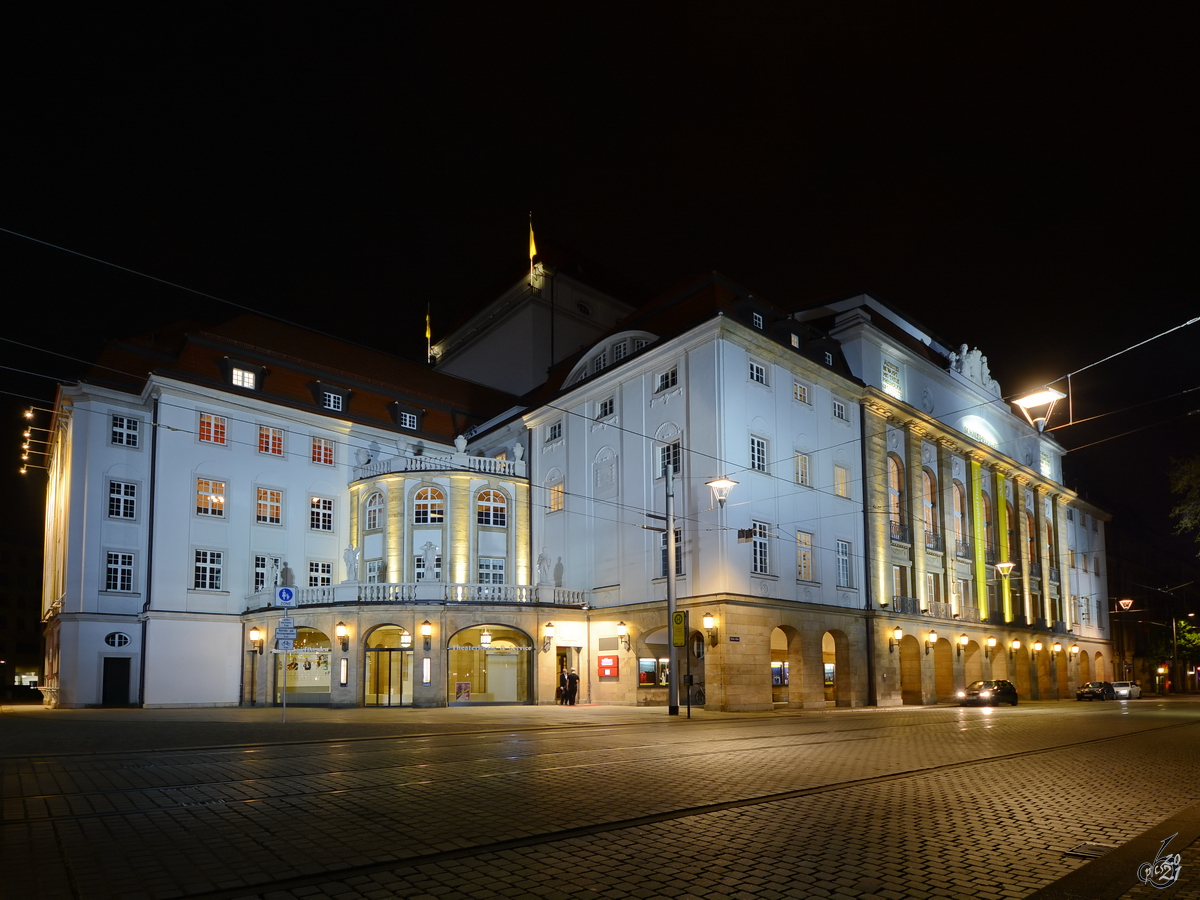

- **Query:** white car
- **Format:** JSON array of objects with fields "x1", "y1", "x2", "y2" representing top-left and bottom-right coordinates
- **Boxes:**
[{"x1": 1112, "y1": 681, "x2": 1142, "y2": 699}]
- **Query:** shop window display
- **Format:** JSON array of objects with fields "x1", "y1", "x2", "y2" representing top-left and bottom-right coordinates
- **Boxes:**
[
  {"x1": 446, "y1": 625, "x2": 533, "y2": 704},
  {"x1": 274, "y1": 627, "x2": 331, "y2": 705},
  {"x1": 364, "y1": 626, "x2": 413, "y2": 707}
]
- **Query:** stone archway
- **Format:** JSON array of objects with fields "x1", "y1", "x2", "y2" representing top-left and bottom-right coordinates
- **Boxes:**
[
  {"x1": 1094, "y1": 651, "x2": 1108, "y2": 682},
  {"x1": 822, "y1": 629, "x2": 852, "y2": 707},
  {"x1": 900, "y1": 634, "x2": 923, "y2": 704},
  {"x1": 990, "y1": 645, "x2": 1010, "y2": 682},
  {"x1": 771, "y1": 625, "x2": 805, "y2": 708},
  {"x1": 1013, "y1": 645, "x2": 1032, "y2": 699},
  {"x1": 1078, "y1": 649, "x2": 1092, "y2": 683},
  {"x1": 933, "y1": 637, "x2": 955, "y2": 702},
  {"x1": 963, "y1": 640, "x2": 983, "y2": 686}
]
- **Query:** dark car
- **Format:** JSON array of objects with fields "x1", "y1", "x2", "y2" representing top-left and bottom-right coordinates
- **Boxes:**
[
  {"x1": 957, "y1": 680, "x2": 1019, "y2": 706},
  {"x1": 1076, "y1": 681, "x2": 1116, "y2": 701}
]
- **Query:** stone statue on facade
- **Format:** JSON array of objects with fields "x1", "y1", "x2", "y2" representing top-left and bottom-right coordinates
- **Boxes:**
[
  {"x1": 343, "y1": 545, "x2": 360, "y2": 583},
  {"x1": 421, "y1": 541, "x2": 440, "y2": 582},
  {"x1": 513, "y1": 441, "x2": 524, "y2": 461},
  {"x1": 537, "y1": 548, "x2": 551, "y2": 585},
  {"x1": 455, "y1": 434, "x2": 468, "y2": 454}
]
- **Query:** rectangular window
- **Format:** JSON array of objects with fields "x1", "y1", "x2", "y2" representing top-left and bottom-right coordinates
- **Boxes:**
[
  {"x1": 108, "y1": 481, "x2": 136, "y2": 519},
  {"x1": 312, "y1": 437, "x2": 335, "y2": 466},
  {"x1": 892, "y1": 565, "x2": 906, "y2": 598},
  {"x1": 824, "y1": 351, "x2": 834, "y2": 365},
  {"x1": 193, "y1": 550, "x2": 223, "y2": 591},
  {"x1": 1068, "y1": 549, "x2": 1075, "y2": 568},
  {"x1": 196, "y1": 479, "x2": 226, "y2": 517},
  {"x1": 254, "y1": 555, "x2": 280, "y2": 592},
  {"x1": 794, "y1": 452, "x2": 810, "y2": 486},
  {"x1": 749, "y1": 361, "x2": 768, "y2": 385},
  {"x1": 634, "y1": 338, "x2": 648, "y2": 352},
  {"x1": 926, "y1": 573, "x2": 940, "y2": 603},
  {"x1": 399, "y1": 411, "x2": 418, "y2": 430},
  {"x1": 322, "y1": 391, "x2": 342, "y2": 411},
  {"x1": 1093, "y1": 556, "x2": 1099, "y2": 575},
  {"x1": 656, "y1": 367, "x2": 678, "y2": 393},
  {"x1": 479, "y1": 558, "x2": 505, "y2": 585},
  {"x1": 952, "y1": 579, "x2": 965, "y2": 611},
  {"x1": 613, "y1": 342, "x2": 628, "y2": 362},
  {"x1": 232, "y1": 367, "x2": 256, "y2": 389},
  {"x1": 660, "y1": 528, "x2": 683, "y2": 577},
  {"x1": 258, "y1": 426, "x2": 284, "y2": 456},
  {"x1": 365, "y1": 559, "x2": 384, "y2": 583},
  {"x1": 106, "y1": 552, "x2": 134, "y2": 592},
  {"x1": 882, "y1": 359, "x2": 903, "y2": 400},
  {"x1": 415, "y1": 555, "x2": 442, "y2": 581},
  {"x1": 111, "y1": 415, "x2": 139, "y2": 447},
  {"x1": 547, "y1": 421, "x2": 562, "y2": 442},
  {"x1": 797, "y1": 532, "x2": 813, "y2": 581},
  {"x1": 750, "y1": 436, "x2": 768, "y2": 473},
  {"x1": 198, "y1": 413, "x2": 227, "y2": 444},
  {"x1": 659, "y1": 440, "x2": 681, "y2": 477},
  {"x1": 597, "y1": 397, "x2": 614, "y2": 419},
  {"x1": 834, "y1": 465, "x2": 850, "y2": 498},
  {"x1": 308, "y1": 561, "x2": 333, "y2": 587},
  {"x1": 594, "y1": 351, "x2": 607, "y2": 373},
  {"x1": 752, "y1": 312, "x2": 764, "y2": 329},
  {"x1": 310, "y1": 496, "x2": 334, "y2": 531},
  {"x1": 832, "y1": 399, "x2": 848, "y2": 421},
  {"x1": 793, "y1": 382, "x2": 809, "y2": 404},
  {"x1": 752, "y1": 522, "x2": 770, "y2": 575},
  {"x1": 549, "y1": 482, "x2": 564, "y2": 512},
  {"x1": 256, "y1": 488, "x2": 282, "y2": 525},
  {"x1": 790, "y1": 334, "x2": 800, "y2": 349},
  {"x1": 836, "y1": 540, "x2": 852, "y2": 587}
]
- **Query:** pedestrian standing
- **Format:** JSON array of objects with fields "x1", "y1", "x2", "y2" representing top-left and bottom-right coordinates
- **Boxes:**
[
  {"x1": 558, "y1": 668, "x2": 568, "y2": 704},
  {"x1": 566, "y1": 668, "x2": 580, "y2": 705}
]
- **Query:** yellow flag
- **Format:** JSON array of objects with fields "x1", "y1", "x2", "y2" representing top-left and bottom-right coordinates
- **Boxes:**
[
  {"x1": 529, "y1": 221, "x2": 537, "y2": 260},
  {"x1": 425, "y1": 308, "x2": 431, "y2": 340}
]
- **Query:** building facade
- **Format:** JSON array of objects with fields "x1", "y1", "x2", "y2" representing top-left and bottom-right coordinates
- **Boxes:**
[{"x1": 39, "y1": 266, "x2": 1111, "y2": 709}]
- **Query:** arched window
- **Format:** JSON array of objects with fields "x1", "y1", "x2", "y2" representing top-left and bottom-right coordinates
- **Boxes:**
[
  {"x1": 365, "y1": 491, "x2": 384, "y2": 531},
  {"x1": 888, "y1": 456, "x2": 904, "y2": 525},
  {"x1": 476, "y1": 490, "x2": 507, "y2": 527},
  {"x1": 1006, "y1": 502, "x2": 1016, "y2": 561},
  {"x1": 952, "y1": 482, "x2": 966, "y2": 549},
  {"x1": 414, "y1": 487, "x2": 445, "y2": 524},
  {"x1": 981, "y1": 492, "x2": 994, "y2": 553},
  {"x1": 1025, "y1": 511, "x2": 1035, "y2": 561},
  {"x1": 922, "y1": 470, "x2": 937, "y2": 534}
]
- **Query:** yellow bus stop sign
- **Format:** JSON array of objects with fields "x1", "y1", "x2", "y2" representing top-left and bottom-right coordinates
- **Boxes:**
[{"x1": 672, "y1": 611, "x2": 687, "y2": 647}]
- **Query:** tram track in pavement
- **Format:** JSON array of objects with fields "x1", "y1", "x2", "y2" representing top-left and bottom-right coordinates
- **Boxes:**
[{"x1": 3, "y1": 709, "x2": 1194, "y2": 828}]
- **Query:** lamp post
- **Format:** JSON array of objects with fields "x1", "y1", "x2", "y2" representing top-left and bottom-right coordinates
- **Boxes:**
[{"x1": 666, "y1": 464, "x2": 678, "y2": 715}]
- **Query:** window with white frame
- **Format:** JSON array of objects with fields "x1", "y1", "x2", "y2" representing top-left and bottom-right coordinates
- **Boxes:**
[
  {"x1": 312, "y1": 437, "x2": 335, "y2": 466},
  {"x1": 634, "y1": 338, "x2": 649, "y2": 352},
  {"x1": 479, "y1": 558, "x2": 505, "y2": 585},
  {"x1": 111, "y1": 415, "x2": 140, "y2": 447},
  {"x1": 752, "y1": 522, "x2": 770, "y2": 574},
  {"x1": 926, "y1": 572, "x2": 940, "y2": 603},
  {"x1": 660, "y1": 528, "x2": 682, "y2": 577},
  {"x1": 255, "y1": 488, "x2": 282, "y2": 525},
  {"x1": 193, "y1": 550, "x2": 223, "y2": 590},
  {"x1": 794, "y1": 452, "x2": 810, "y2": 486},
  {"x1": 253, "y1": 554, "x2": 280, "y2": 592},
  {"x1": 198, "y1": 413, "x2": 227, "y2": 444},
  {"x1": 310, "y1": 496, "x2": 334, "y2": 531},
  {"x1": 797, "y1": 532, "x2": 813, "y2": 581},
  {"x1": 231, "y1": 367, "x2": 256, "y2": 390},
  {"x1": 659, "y1": 440, "x2": 681, "y2": 478},
  {"x1": 832, "y1": 399, "x2": 848, "y2": 421},
  {"x1": 752, "y1": 312, "x2": 764, "y2": 329},
  {"x1": 881, "y1": 359, "x2": 903, "y2": 400},
  {"x1": 749, "y1": 360, "x2": 768, "y2": 385},
  {"x1": 952, "y1": 579, "x2": 965, "y2": 611},
  {"x1": 365, "y1": 492, "x2": 384, "y2": 530},
  {"x1": 258, "y1": 426, "x2": 284, "y2": 456},
  {"x1": 322, "y1": 391, "x2": 343, "y2": 411},
  {"x1": 656, "y1": 367, "x2": 678, "y2": 393},
  {"x1": 597, "y1": 397, "x2": 614, "y2": 419},
  {"x1": 750, "y1": 436, "x2": 768, "y2": 473},
  {"x1": 476, "y1": 490, "x2": 507, "y2": 527},
  {"x1": 415, "y1": 554, "x2": 442, "y2": 581},
  {"x1": 613, "y1": 341, "x2": 627, "y2": 362},
  {"x1": 106, "y1": 551, "x2": 134, "y2": 592},
  {"x1": 790, "y1": 334, "x2": 800, "y2": 348},
  {"x1": 196, "y1": 479, "x2": 226, "y2": 518},
  {"x1": 108, "y1": 480, "x2": 136, "y2": 519},
  {"x1": 398, "y1": 410, "x2": 418, "y2": 430},
  {"x1": 548, "y1": 480, "x2": 564, "y2": 512},
  {"x1": 593, "y1": 351, "x2": 607, "y2": 374},
  {"x1": 824, "y1": 351, "x2": 833, "y2": 365},
  {"x1": 834, "y1": 464, "x2": 850, "y2": 499},
  {"x1": 546, "y1": 421, "x2": 562, "y2": 442},
  {"x1": 365, "y1": 559, "x2": 384, "y2": 583},
  {"x1": 836, "y1": 540, "x2": 852, "y2": 587},
  {"x1": 793, "y1": 382, "x2": 810, "y2": 404},
  {"x1": 414, "y1": 487, "x2": 444, "y2": 524},
  {"x1": 308, "y1": 561, "x2": 333, "y2": 587},
  {"x1": 892, "y1": 565, "x2": 906, "y2": 598}
]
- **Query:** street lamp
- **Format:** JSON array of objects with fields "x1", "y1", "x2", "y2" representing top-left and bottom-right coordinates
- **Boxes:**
[
  {"x1": 421, "y1": 620, "x2": 432, "y2": 651},
  {"x1": 1010, "y1": 639, "x2": 1021, "y2": 661},
  {"x1": 925, "y1": 630, "x2": 937, "y2": 655},
  {"x1": 335, "y1": 622, "x2": 348, "y2": 652},
  {"x1": 542, "y1": 622, "x2": 555, "y2": 653},
  {"x1": 616, "y1": 621, "x2": 630, "y2": 651},
  {"x1": 248, "y1": 626, "x2": 263, "y2": 655},
  {"x1": 703, "y1": 612, "x2": 718, "y2": 647},
  {"x1": 1012, "y1": 387, "x2": 1067, "y2": 432},
  {"x1": 985, "y1": 637, "x2": 997, "y2": 659},
  {"x1": 706, "y1": 477, "x2": 738, "y2": 508},
  {"x1": 957, "y1": 634, "x2": 968, "y2": 658},
  {"x1": 889, "y1": 627, "x2": 903, "y2": 653}
]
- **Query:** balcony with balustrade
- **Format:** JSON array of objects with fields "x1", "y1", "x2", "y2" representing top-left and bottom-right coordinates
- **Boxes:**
[
  {"x1": 351, "y1": 448, "x2": 527, "y2": 485},
  {"x1": 246, "y1": 581, "x2": 588, "y2": 610}
]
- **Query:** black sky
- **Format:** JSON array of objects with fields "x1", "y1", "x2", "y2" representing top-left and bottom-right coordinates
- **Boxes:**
[{"x1": 3, "y1": 6, "x2": 1198, "y2": 564}]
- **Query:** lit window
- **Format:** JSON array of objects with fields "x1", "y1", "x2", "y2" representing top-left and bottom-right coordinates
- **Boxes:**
[
  {"x1": 790, "y1": 334, "x2": 800, "y2": 348},
  {"x1": 399, "y1": 411, "x2": 418, "y2": 430},
  {"x1": 656, "y1": 367, "x2": 678, "y2": 393},
  {"x1": 953, "y1": 483, "x2": 966, "y2": 547},
  {"x1": 312, "y1": 437, "x2": 335, "y2": 466},
  {"x1": 258, "y1": 426, "x2": 284, "y2": 456},
  {"x1": 199, "y1": 413, "x2": 227, "y2": 444},
  {"x1": 196, "y1": 479, "x2": 226, "y2": 517},
  {"x1": 597, "y1": 397, "x2": 614, "y2": 419},
  {"x1": 193, "y1": 550, "x2": 223, "y2": 591},
  {"x1": 834, "y1": 465, "x2": 850, "y2": 499},
  {"x1": 952, "y1": 579, "x2": 965, "y2": 611},
  {"x1": 413, "y1": 487, "x2": 444, "y2": 524},
  {"x1": 106, "y1": 552, "x2": 134, "y2": 592},
  {"x1": 660, "y1": 528, "x2": 682, "y2": 577},
  {"x1": 752, "y1": 521, "x2": 770, "y2": 575},
  {"x1": 310, "y1": 496, "x2": 334, "y2": 532},
  {"x1": 832, "y1": 399, "x2": 848, "y2": 421},
  {"x1": 108, "y1": 481, "x2": 136, "y2": 519},
  {"x1": 477, "y1": 490, "x2": 507, "y2": 527},
  {"x1": 548, "y1": 481, "x2": 564, "y2": 512},
  {"x1": 1040, "y1": 451, "x2": 1052, "y2": 477},
  {"x1": 836, "y1": 540, "x2": 852, "y2": 587},
  {"x1": 795, "y1": 452, "x2": 810, "y2": 486},
  {"x1": 797, "y1": 532, "x2": 813, "y2": 581},
  {"x1": 365, "y1": 492, "x2": 384, "y2": 530},
  {"x1": 750, "y1": 436, "x2": 768, "y2": 473},
  {"x1": 749, "y1": 361, "x2": 768, "y2": 385},
  {"x1": 926, "y1": 573, "x2": 940, "y2": 603},
  {"x1": 659, "y1": 440, "x2": 681, "y2": 477},
  {"x1": 547, "y1": 421, "x2": 562, "y2": 442},
  {"x1": 882, "y1": 359, "x2": 903, "y2": 399},
  {"x1": 322, "y1": 391, "x2": 343, "y2": 411},
  {"x1": 256, "y1": 488, "x2": 282, "y2": 525},
  {"x1": 923, "y1": 471, "x2": 937, "y2": 534},
  {"x1": 308, "y1": 561, "x2": 333, "y2": 587},
  {"x1": 253, "y1": 555, "x2": 280, "y2": 592},
  {"x1": 232, "y1": 368, "x2": 256, "y2": 389},
  {"x1": 111, "y1": 415, "x2": 139, "y2": 447},
  {"x1": 793, "y1": 382, "x2": 809, "y2": 404},
  {"x1": 888, "y1": 457, "x2": 904, "y2": 526}
]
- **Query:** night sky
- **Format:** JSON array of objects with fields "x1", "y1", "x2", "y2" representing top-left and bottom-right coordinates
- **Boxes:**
[{"x1": 4, "y1": 7, "x2": 1197, "y2": 568}]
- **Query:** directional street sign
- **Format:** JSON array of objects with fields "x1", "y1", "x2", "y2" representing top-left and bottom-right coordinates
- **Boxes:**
[
  {"x1": 275, "y1": 586, "x2": 296, "y2": 607},
  {"x1": 276, "y1": 639, "x2": 294, "y2": 651},
  {"x1": 274, "y1": 627, "x2": 298, "y2": 639}
]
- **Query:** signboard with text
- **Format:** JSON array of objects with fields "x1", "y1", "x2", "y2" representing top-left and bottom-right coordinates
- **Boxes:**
[{"x1": 598, "y1": 656, "x2": 619, "y2": 677}]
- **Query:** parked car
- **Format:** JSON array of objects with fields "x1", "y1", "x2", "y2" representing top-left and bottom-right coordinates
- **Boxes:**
[
  {"x1": 1076, "y1": 681, "x2": 1116, "y2": 701},
  {"x1": 1112, "y1": 681, "x2": 1142, "y2": 699},
  {"x1": 957, "y1": 680, "x2": 1019, "y2": 706}
]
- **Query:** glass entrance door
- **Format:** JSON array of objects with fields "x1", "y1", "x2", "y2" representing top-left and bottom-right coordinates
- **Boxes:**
[{"x1": 365, "y1": 649, "x2": 413, "y2": 706}]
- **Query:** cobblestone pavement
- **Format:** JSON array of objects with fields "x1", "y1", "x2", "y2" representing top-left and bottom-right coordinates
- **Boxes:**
[{"x1": 3, "y1": 699, "x2": 1200, "y2": 900}]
